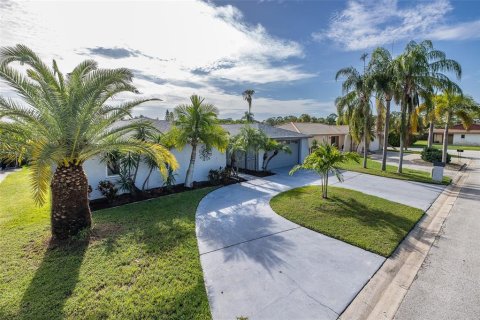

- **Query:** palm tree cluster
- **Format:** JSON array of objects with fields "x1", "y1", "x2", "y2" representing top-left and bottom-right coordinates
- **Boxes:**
[
  {"x1": 336, "y1": 40, "x2": 478, "y2": 171},
  {"x1": 227, "y1": 125, "x2": 291, "y2": 173}
]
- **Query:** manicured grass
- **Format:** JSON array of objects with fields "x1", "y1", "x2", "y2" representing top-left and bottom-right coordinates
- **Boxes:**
[
  {"x1": 270, "y1": 186, "x2": 424, "y2": 257},
  {"x1": 0, "y1": 168, "x2": 213, "y2": 320},
  {"x1": 412, "y1": 140, "x2": 480, "y2": 151},
  {"x1": 337, "y1": 157, "x2": 452, "y2": 185}
]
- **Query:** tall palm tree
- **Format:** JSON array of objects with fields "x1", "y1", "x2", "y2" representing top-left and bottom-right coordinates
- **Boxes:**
[
  {"x1": 392, "y1": 40, "x2": 461, "y2": 172},
  {"x1": 434, "y1": 89, "x2": 477, "y2": 163},
  {"x1": 242, "y1": 89, "x2": 255, "y2": 122},
  {"x1": 368, "y1": 47, "x2": 397, "y2": 171},
  {"x1": 336, "y1": 55, "x2": 374, "y2": 168},
  {"x1": 290, "y1": 143, "x2": 359, "y2": 199},
  {"x1": 0, "y1": 45, "x2": 177, "y2": 239},
  {"x1": 173, "y1": 95, "x2": 228, "y2": 188}
]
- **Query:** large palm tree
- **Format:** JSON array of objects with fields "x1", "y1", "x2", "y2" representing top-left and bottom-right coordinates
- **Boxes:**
[
  {"x1": 392, "y1": 40, "x2": 461, "y2": 172},
  {"x1": 368, "y1": 47, "x2": 397, "y2": 171},
  {"x1": 434, "y1": 89, "x2": 477, "y2": 163},
  {"x1": 242, "y1": 89, "x2": 255, "y2": 122},
  {"x1": 173, "y1": 95, "x2": 228, "y2": 188},
  {"x1": 336, "y1": 55, "x2": 374, "y2": 168},
  {"x1": 0, "y1": 45, "x2": 177, "y2": 239},
  {"x1": 290, "y1": 143, "x2": 359, "y2": 199}
]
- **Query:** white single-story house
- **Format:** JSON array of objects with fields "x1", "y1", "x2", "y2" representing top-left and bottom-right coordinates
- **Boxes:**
[
  {"x1": 433, "y1": 123, "x2": 480, "y2": 146},
  {"x1": 85, "y1": 119, "x2": 226, "y2": 200},
  {"x1": 222, "y1": 123, "x2": 311, "y2": 171},
  {"x1": 85, "y1": 120, "x2": 310, "y2": 200},
  {"x1": 276, "y1": 122, "x2": 380, "y2": 152}
]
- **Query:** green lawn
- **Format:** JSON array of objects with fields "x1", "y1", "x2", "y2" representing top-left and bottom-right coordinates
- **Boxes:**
[
  {"x1": 0, "y1": 168, "x2": 213, "y2": 320},
  {"x1": 270, "y1": 186, "x2": 424, "y2": 257},
  {"x1": 337, "y1": 157, "x2": 452, "y2": 185},
  {"x1": 412, "y1": 140, "x2": 480, "y2": 151}
]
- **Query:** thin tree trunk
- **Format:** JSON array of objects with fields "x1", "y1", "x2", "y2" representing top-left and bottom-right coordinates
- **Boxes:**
[
  {"x1": 381, "y1": 99, "x2": 391, "y2": 171},
  {"x1": 428, "y1": 121, "x2": 434, "y2": 148},
  {"x1": 142, "y1": 167, "x2": 154, "y2": 191},
  {"x1": 398, "y1": 99, "x2": 407, "y2": 173},
  {"x1": 185, "y1": 143, "x2": 197, "y2": 188},
  {"x1": 363, "y1": 114, "x2": 368, "y2": 168},
  {"x1": 442, "y1": 114, "x2": 450, "y2": 164},
  {"x1": 324, "y1": 173, "x2": 329, "y2": 198},
  {"x1": 262, "y1": 151, "x2": 268, "y2": 171},
  {"x1": 51, "y1": 164, "x2": 91, "y2": 240},
  {"x1": 264, "y1": 151, "x2": 279, "y2": 172}
]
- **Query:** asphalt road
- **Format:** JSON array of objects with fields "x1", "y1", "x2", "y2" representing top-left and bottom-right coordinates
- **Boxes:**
[{"x1": 395, "y1": 154, "x2": 480, "y2": 320}]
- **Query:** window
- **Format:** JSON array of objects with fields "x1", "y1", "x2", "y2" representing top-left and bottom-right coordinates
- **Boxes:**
[
  {"x1": 106, "y1": 156, "x2": 120, "y2": 177},
  {"x1": 461, "y1": 134, "x2": 465, "y2": 139}
]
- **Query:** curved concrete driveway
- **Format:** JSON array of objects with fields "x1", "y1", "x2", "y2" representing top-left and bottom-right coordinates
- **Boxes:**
[{"x1": 196, "y1": 168, "x2": 444, "y2": 320}]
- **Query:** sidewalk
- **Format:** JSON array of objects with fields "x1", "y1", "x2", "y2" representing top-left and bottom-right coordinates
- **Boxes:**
[{"x1": 395, "y1": 157, "x2": 480, "y2": 319}]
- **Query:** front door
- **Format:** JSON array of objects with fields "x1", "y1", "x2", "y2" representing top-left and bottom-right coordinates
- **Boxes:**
[{"x1": 330, "y1": 136, "x2": 339, "y2": 147}]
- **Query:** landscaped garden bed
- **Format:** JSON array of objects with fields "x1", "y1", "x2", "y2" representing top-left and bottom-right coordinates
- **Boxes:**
[
  {"x1": 0, "y1": 169, "x2": 214, "y2": 319},
  {"x1": 270, "y1": 186, "x2": 424, "y2": 257},
  {"x1": 89, "y1": 176, "x2": 243, "y2": 211}
]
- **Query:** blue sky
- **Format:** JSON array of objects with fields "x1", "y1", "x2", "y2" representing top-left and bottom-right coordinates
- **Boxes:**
[{"x1": 1, "y1": 0, "x2": 479, "y2": 120}]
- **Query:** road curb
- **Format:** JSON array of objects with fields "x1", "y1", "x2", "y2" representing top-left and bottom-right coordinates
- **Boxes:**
[{"x1": 339, "y1": 160, "x2": 471, "y2": 320}]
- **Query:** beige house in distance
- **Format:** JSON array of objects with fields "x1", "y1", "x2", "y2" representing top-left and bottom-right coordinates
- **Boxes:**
[{"x1": 277, "y1": 122, "x2": 380, "y2": 153}]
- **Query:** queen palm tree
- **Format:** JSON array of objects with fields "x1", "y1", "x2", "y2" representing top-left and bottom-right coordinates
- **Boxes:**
[
  {"x1": 173, "y1": 95, "x2": 228, "y2": 188},
  {"x1": 290, "y1": 143, "x2": 359, "y2": 199},
  {"x1": 368, "y1": 47, "x2": 397, "y2": 171},
  {"x1": 434, "y1": 89, "x2": 477, "y2": 163},
  {"x1": 0, "y1": 45, "x2": 177, "y2": 239},
  {"x1": 336, "y1": 54, "x2": 374, "y2": 168},
  {"x1": 242, "y1": 89, "x2": 255, "y2": 122},
  {"x1": 392, "y1": 40, "x2": 461, "y2": 172}
]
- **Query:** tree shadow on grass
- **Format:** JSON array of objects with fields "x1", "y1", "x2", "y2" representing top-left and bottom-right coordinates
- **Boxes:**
[{"x1": 18, "y1": 238, "x2": 89, "y2": 320}]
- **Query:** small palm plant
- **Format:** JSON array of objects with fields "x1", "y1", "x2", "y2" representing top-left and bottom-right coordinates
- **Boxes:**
[
  {"x1": 173, "y1": 95, "x2": 228, "y2": 188},
  {"x1": 290, "y1": 143, "x2": 359, "y2": 199},
  {"x1": 261, "y1": 139, "x2": 291, "y2": 172},
  {"x1": 0, "y1": 45, "x2": 178, "y2": 239}
]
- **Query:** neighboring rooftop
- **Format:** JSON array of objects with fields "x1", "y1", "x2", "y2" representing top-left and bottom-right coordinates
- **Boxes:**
[
  {"x1": 277, "y1": 122, "x2": 350, "y2": 135},
  {"x1": 221, "y1": 123, "x2": 310, "y2": 139},
  {"x1": 433, "y1": 123, "x2": 480, "y2": 133}
]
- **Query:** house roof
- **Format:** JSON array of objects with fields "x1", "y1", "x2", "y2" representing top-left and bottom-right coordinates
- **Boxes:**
[
  {"x1": 433, "y1": 123, "x2": 480, "y2": 134},
  {"x1": 112, "y1": 118, "x2": 172, "y2": 132},
  {"x1": 114, "y1": 119, "x2": 309, "y2": 139},
  {"x1": 221, "y1": 123, "x2": 310, "y2": 139},
  {"x1": 277, "y1": 122, "x2": 350, "y2": 135}
]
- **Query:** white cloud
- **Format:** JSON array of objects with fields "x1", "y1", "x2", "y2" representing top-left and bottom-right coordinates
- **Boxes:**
[
  {"x1": 0, "y1": 0, "x2": 318, "y2": 119},
  {"x1": 313, "y1": 0, "x2": 480, "y2": 51}
]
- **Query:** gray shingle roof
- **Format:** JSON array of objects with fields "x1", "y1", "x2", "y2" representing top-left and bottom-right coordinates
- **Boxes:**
[
  {"x1": 277, "y1": 122, "x2": 350, "y2": 135},
  {"x1": 221, "y1": 123, "x2": 310, "y2": 139}
]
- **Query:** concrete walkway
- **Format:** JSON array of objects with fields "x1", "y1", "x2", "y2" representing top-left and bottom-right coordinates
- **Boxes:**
[
  {"x1": 0, "y1": 169, "x2": 17, "y2": 184},
  {"x1": 395, "y1": 156, "x2": 480, "y2": 319},
  {"x1": 196, "y1": 168, "x2": 445, "y2": 319}
]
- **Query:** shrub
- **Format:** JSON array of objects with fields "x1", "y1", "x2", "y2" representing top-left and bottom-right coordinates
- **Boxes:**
[
  {"x1": 208, "y1": 167, "x2": 232, "y2": 185},
  {"x1": 97, "y1": 180, "x2": 118, "y2": 203},
  {"x1": 421, "y1": 147, "x2": 451, "y2": 164},
  {"x1": 388, "y1": 132, "x2": 400, "y2": 147}
]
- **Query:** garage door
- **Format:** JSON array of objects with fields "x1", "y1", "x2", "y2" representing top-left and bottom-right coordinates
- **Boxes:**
[{"x1": 267, "y1": 140, "x2": 299, "y2": 169}]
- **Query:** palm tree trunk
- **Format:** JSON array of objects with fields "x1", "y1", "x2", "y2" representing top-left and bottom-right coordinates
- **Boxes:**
[
  {"x1": 398, "y1": 100, "x2": 407, "y2": 173},
  {"x1": 142, "y1": 167, "x2": 154, "y2": 191},
  {"x1": 363, "y1": 115, "x2": 368, "y2": 168},
  {"x1": 185, "y1": 143, "x2": 197, "y2": 188},
  {"x1": 442, "y1": 113, "x2": 450, "y2": 164},
  {"x1": 51, "y1": 164, "x2": 91, "y2": 240},
  {"x1": 381, "y1": 99, "x2": 391, "y2": 171},
  {"x1": 324, "y1": 173, "x2": 329, "y2": 199},
  {"x1": 427, "y1": 121, "x2": 434, "y2": 148}
]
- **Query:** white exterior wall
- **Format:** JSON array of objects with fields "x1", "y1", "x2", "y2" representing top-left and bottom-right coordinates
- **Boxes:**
[
  {"x1": 84, "y1": 145, "x2": 226, "y2": 200},
  {"x1": 299, "y1": 138, "x2": 309, "y2": 162},
  {"x1": 453, "y1": 133, "x2": 480, "y2": 146}
]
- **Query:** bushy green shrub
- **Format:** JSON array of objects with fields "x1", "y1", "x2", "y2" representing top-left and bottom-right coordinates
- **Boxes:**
[
  {"x1": 97, "y1": 180, "x2": 118, "y2": 203},
  {"x1": 421, "y1": 147, "x2": 451, "y2": 164},
  {"x1": 388, "y1": 132, "x2": 400, "y2": 147},
  {"x1": 208, "y1": 167, "x2": 233, "y2": 185}
]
